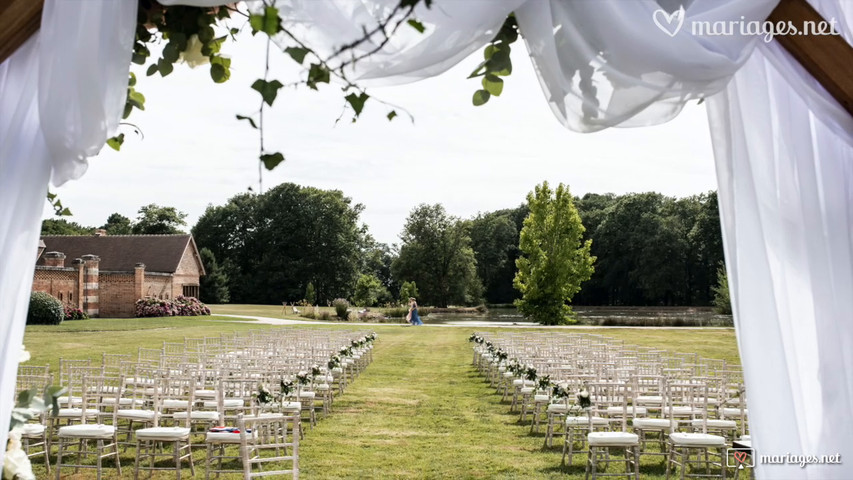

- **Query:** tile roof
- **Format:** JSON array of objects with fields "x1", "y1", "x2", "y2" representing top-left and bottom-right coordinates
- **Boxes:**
[{"x1": 39, "y1": 235, "x2": 195, "y2": 273}]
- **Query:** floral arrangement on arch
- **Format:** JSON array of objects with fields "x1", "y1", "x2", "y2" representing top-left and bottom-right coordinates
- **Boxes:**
[{"x1": 295, "y1": 371, "x2": 311, "y2": 385}]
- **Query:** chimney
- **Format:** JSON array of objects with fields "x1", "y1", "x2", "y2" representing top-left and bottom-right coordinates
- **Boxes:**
[
  {"x1": 73, "y1": 258, "x2": 84, "y2": 309},
  {"x1": 43, "y1": 251, "x2": 66, "y2": 268},
  {"x1": 94, "y1": 229, "x2": 107, "y2": 237},
  {"x1": 134, "y1": 263, "x2": 146, "y2": 300},
  {"x1": 81, "y1": 254, "x2": 100, "y2": 317}
]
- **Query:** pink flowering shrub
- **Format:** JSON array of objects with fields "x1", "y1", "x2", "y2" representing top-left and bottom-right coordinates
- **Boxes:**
[
  {"x1": 135, "y1": 296, "x2": 210, "y2": 317},
  {"x1": 63, "y1": 304, "x2": 89, "y2": 320}
]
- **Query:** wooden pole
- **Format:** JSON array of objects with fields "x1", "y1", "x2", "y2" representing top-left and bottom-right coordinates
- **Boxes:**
[
  {"x1": 0, "y1": 0, "x2": 43, "y2": 65},
  {"x1": 768, "y1": 0, "x2": 853, "y2": 117}
]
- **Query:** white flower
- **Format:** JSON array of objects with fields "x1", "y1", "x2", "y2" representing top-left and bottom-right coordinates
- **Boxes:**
[
  {"x1": 180, "y1": 34, "x2": 210, "y2": 68},
  {"x1": 19, "y1": 345, "x2": 30, "y2": 363},
  {"x1": 4, "y1": 431, "x2": 35, "y2": 480},
  {"x1": 578, "y1": 389, "x2": 589, "y2": 399}
]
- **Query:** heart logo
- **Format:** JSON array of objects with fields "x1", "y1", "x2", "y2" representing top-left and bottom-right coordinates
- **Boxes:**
[
  {"x1": 653, "y1": 7, "x2": 685, "y2": 37},
  {"x1": 734, "y1": 451, "x2": 748, "y2": 464}
]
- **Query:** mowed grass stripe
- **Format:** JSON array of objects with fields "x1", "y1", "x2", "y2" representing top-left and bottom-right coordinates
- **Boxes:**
[{"x1": 301, "y1": 328, "x2": 567, "y2": 479}]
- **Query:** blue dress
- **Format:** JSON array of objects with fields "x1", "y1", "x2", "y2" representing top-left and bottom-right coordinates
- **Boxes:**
[{"x1": 410, "y1": 307, "x2": 423, "y2": 325}]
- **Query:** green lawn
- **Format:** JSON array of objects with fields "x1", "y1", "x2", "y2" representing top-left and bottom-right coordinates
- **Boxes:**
[{"x1": 22, "y1": 313, "x2": 739, "y2": 479}]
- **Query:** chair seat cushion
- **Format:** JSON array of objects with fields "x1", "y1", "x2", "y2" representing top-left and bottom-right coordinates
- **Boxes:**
[
  {"x1": 203, "y1": 399, "x2": 243, "y2": 408},
  {"x1": 135, "y1": 426, "x2": 191, "y2": 440},
  {"x1": 194, "y1": 389, "x2": 218, "y2": 399},
  {"x1": 162, "y1": 399, "x2": 190, "y2": 409},
  {"x1": 670, "y1": 432, "x2": 727, "y2": 446},
  {"x1": 316, "y1": 384, "x2": 331, "y2": 391},
  {"x1": 103, "y1": 397, "x2": 141, "y2": 407},
  {"x1": 116, "y1": 409, "x2": 156, "y2": 421},
  {"x1": 299, "y1": 392, "x2": 316, "y2": 399},
  {"x1": 607, "y1": 406, "x2": 648, "y2": 416},
  {"x1": 635, "y1": 395, "x2": 663, "y2": 404},
  {"x1": 547, "y1": 404, "x2": 569, "y2": 413},
  {"x1": 281, "y1": 401, "x2": 301, "y2": 411},
  {"x1": 127, "y1": 377, "x2": 155, "y2": 385},
  {"x1": 692, "y1": 419, "x2": 737, "y2": 429},
  {"x1": 57, "y1": 396, "x2": 83, "y2": 405},
  {"x1": 58, "y1": 424, "x2": 115, "y2": 438},
  {"x1": 19, "y1": 424, "x2": 46, "y2": 436},
  {"x1": 588, "y1": 431, "x2": 639, "y2": 446},
  {"x1": 566, "y1": 416, "x2": 608, "y2": 426},
  {"x1": 720, "y1": 407, "x2": 748, "y2": 417},
  {"x1": 58, "y1": 408, "x2": 98, "y2": 418},
  {"x1": 173, "y1": 411, "x2": 219, "y2": 421},
  {"x1": 632, "y1": 418, "x2": 672, "y2": 429},
  {"x1": 520, "y1": 387, "x2": 535, "y2": 394},
  {"x1": 205, "y1": 431, "x2": 244, "y2": 443},
  {"x1": 534, "y1": 394, "x2": 550, "y2": 402},
  {"x1": 331, "y1": 367, "x2": 343, "y2": 373},
  {"x1": 672, "y1": 406, "x2": 704, "y2": 415}
]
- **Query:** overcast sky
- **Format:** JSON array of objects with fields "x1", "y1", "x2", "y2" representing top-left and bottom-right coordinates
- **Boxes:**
[{"x1": 43, "y1": 31, "x2": 718, "y2": 246}]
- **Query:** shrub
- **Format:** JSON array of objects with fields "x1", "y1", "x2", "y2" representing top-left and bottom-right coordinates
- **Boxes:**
[
  {"x1": 332, "y1": 298, "x2": 349, "y2": 320},
  {"x1": 135, "y1": 296, "x2": 210, "y2": 317},
  {"x1": 27, "y1": 292, "x2": 64, "y2": 325},
  {"x1": 63, "y1": 304, "x2": 89, "y2": 321},
  {"x1": 712, "y1": 266, "x2": 732, "y2": 314}
]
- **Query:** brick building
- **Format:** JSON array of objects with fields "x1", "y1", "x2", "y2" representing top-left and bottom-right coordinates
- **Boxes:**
[{"x1": 33, "y1": 233, "x2": 205, "y2": 318}]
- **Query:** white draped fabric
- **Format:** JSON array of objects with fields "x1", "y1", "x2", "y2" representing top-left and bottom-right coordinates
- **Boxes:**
[
  {"x1": 708, "y1": 3, "x2": 853, "y2": 477},
  {"x1": 0, "y1": 0, "x2": 136, "y2": 467},
  {"x1": 1, "y1": 1, "x2": 852, "y2": 477}
]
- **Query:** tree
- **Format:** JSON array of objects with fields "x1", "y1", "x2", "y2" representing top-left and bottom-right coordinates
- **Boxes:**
[
  {"x1": 514, "y1": 182, "x2": 594, "y2": 325},
  {"x1": 132, "y1": 204, "x2": 188, "y2": 234},
  {"x1": 468, "y1": 207, "x2": 525, "y2": 304},
  {"x1": 712, "y1": 265, "x2": 732, "y2": 314},
  {"x1": 198, "y1": 247, "x2": 230, "y2": 304},
  {"x1": 392, "y1": 204, "x2": 482, "y2": 307},
  {"x1": 192, "y1": 183, "x2": 364, "y2": 304},
  {"x1": 305, "y1": 282, "x2": 316, "y2": 305},
  {"x1": 41, "y1": 219, "x2": 92, "y2": 235},
  {"x1": 398, "y1": 281, "x2": 419, "y2": 305},
  {"x1": 100, "y1": 213, "x2": 133, "y2": 235},
  {"x1": 352, "y1": 274, "x2": 388, "y2": 307}
]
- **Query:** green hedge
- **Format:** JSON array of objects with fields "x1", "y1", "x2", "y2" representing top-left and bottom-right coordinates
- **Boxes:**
[{"x1": 27, "y1": 292, "x2": 64, "y2": 325}]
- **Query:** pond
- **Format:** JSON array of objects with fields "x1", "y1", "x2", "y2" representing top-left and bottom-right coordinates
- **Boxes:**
[{"x1": 423, "y1": 306, "x2": 733, "y2": 327}]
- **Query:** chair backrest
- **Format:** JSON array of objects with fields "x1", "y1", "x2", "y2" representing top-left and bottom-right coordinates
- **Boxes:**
[
  {"x1": 236, "y1": 413, "x2": 299, "y2": 478},
  {"x1": 667, "y1": 381, "x2": 710, "y2": 432}
]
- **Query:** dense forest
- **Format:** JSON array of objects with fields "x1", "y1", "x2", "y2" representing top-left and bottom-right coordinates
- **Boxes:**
[{"x1": 41, "y1": 185, "x2": 724, "y2": 307}]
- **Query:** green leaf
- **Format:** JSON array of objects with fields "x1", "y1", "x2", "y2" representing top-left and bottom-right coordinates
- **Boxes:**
[
  {"x1": 128, "y1": 90, "x2": 145, "y2": 111},
  {"x1": 250, "y1": 6, "x2": 281, "y2": 36},
  {"x1": 482, "y1": 74, "x2": 503, "y2": 96},
  {"x1": 484, "y1": 44, "x2": 497, "y2": 60},
  {"x1": 285, "y1": 47, "x2": 309, "y2": 65},
  {"x1": 163, "y1": 42, "x2": 180, "y2": 63},
  {"x1": 146, "y1": 63, "x2": 158, "y2": 77},
  {"x1": 387, "y1": 110, "x2": 398, "y2": 121},
  {"x1": 158, "y1": 58, "x2": 174, "y2": 77},
  {"x1": 170, "y1": 32, "x2": 188, "y2": 51},
  {"x1": 260, "y1": 152, "x2": 285, "y2": 170},
  {"x1": 236, "y1": 114, "x2": 258, "y2": 129},
  {"x1": 345, "y1": 92, "x2": 370, "y2": 117},
  {"x1": 107, "y1": 133, "x2": 125, "y2": 151},
  {"x1": 472, "y1": 89, "x2": 491, "y2": 106},
  {"x1": 488, "y1": 48, "x2": 512, "y2": 75},
  {"x1": 123, "y1": 103, "x2": 132, "y2": 119},
  {"x1": 210, "y1": 63, "x2": 228, "y2": 83},
  {"x1": 132, "y1": 52, "x2": 146, "y2": 65},
  {"x1": 128, "y1": 72, "x2": 137, "y2": 87},
  {"x1": 59, "y1": 208, "x2": 72, "y2": 216},
  {"x1": 307, "y1": 63, "x2": 330, "y2": 90},
  {"x1": 407, "y1": 19, "x2": 426, "y2": 33},
  {"x1": 251, "y1": 79, "x2": 284, "y2": 106}
]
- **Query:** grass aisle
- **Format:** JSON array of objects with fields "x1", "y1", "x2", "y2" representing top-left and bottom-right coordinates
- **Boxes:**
[{"x1": 301, "y1": 327, "x2": 566, "y2": 479}]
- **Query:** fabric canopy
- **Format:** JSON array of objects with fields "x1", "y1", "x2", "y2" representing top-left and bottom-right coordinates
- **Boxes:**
[{"x1": 1, "y1": 1, "x2": 851, "y2": 478}]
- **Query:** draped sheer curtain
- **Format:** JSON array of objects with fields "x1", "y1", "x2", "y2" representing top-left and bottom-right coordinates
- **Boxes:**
[{"x1": 1, "y1": 1, "x2": 851, "y2": 477}]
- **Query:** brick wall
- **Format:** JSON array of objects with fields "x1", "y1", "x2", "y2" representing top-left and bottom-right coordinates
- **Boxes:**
[
  {"x1": 98, "y1": 272, "x2": 136, "y2": 318},
  {"x1": 173, "y1": 244, "x2": 202, "y2": 298},
  {"x1": 144, "y1": 274, "x2": 173, "y2": 300},
  {"x1": 32, "y1": 267, "x2": 80, "y2": 307}
]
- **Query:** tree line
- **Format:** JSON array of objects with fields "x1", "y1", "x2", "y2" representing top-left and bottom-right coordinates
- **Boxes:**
[{"x1": 40, "y1": 184, "x2": 725, "y2": 308}]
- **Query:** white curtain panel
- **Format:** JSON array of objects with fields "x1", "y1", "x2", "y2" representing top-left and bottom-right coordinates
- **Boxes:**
[
  {"x1": 0, "y1": 0, "x2": 136, "y2": 465},
  {"x1": 708, "y1": 2, "x2": 853, "y2": 477},
  {"x1": 2, "y1": 0, "x2": 852, "y2": 476}
]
